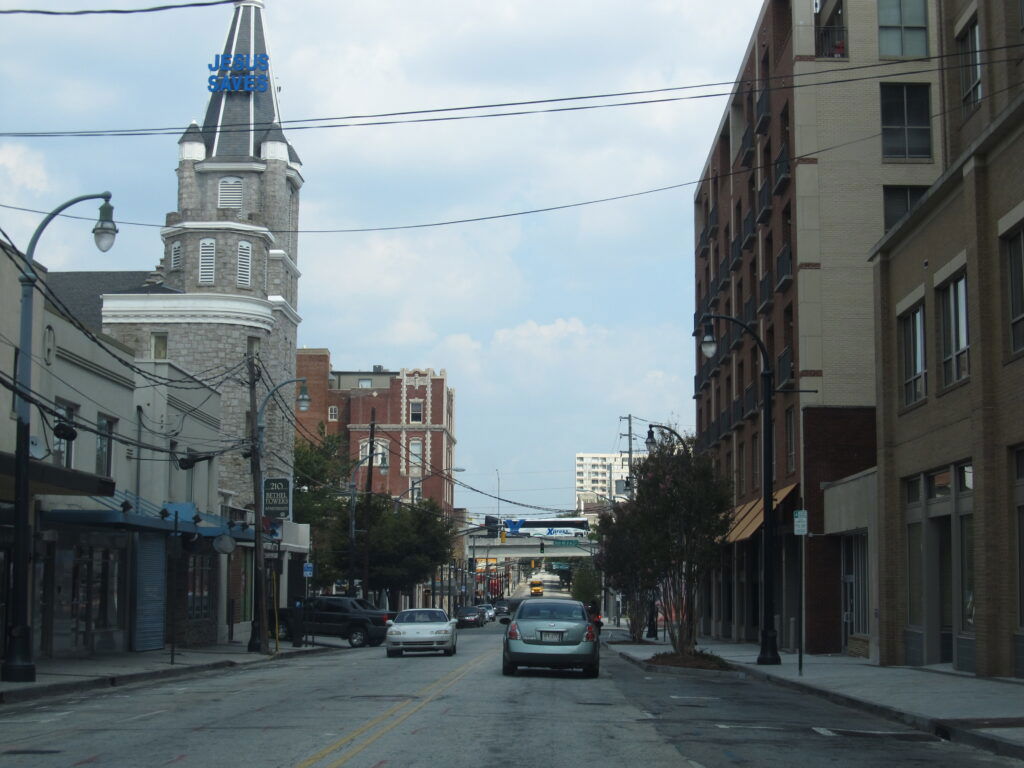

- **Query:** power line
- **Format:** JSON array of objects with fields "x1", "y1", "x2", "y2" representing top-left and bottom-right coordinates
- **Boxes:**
[{"x1": 0, "y1": 0, "x2": 235, "y2": 15}]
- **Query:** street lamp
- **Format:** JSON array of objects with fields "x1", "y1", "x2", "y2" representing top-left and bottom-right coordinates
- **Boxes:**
[
  {"x1": 3, "y1": 193, "x2": 117, "y2": 683},
  {"x1": 248, "y1": 376, "x2": 310, "y2": 653},
  {"x1": 699, "y1": 313, "x2": 780, "y2": 665}
]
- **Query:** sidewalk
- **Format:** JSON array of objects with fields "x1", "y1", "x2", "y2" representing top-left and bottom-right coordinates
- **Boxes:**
[
  {"x1": 0, "y1": 637, "x2": 347, "y2": 705},
  {"x1": 602, "y1": 626, "x2": 1024, "y2": 760}
]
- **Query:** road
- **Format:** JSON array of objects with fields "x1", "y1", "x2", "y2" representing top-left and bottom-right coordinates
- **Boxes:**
[{"x1": 0, "y1": 585, "x2": 1017, "y2": 767}]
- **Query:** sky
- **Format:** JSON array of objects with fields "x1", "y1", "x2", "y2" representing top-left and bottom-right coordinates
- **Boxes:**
[{"x1": 0, "y1": 0, "x2": 763, "y2": 519}]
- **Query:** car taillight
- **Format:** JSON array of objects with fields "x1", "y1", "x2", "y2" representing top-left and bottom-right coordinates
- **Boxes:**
[
  {"x1": 584, "y1": 623, "x2": 597, "y2": 642},
  {"x1": 507, "y1": 622, "x2": 520, "y2": 640}
]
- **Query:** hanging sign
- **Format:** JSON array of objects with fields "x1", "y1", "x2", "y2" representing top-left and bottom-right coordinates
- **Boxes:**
[{"x1": 264, "y1": 477, "x2": 291, "y2": 519}]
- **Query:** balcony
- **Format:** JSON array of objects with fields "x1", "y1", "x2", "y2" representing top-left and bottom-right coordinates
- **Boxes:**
[
  {"x1": 743, "y1": 382, "x2": 758, "y2": 420},
  {"x1": 758, "y1": 270, "x2": 775, "y2": 314},
  {"x1": 730, "y1": 234, "x2": 743, "y2": 271},
  {"x1": 697, "y1": 227, "x2": 710, "y2": 258},
  {"x1": 757, "y1": 179, "x2": 773, "y2": 224},
  {"x1": 742, "y1": 296, "x2": 756, "y2": 326},
  {"x1": 775, "y1": 242, "x2": 793, "y2": 292},
  {"x1": 717, "y1": 256, "x2": 731, "y2": 295},
  {"x1": 708, "y1": 204, "x2": 719, "y2": 236},
  {"x1": 816, "y1": 26, "x2": 848, "y2": 59},
  {"x1": 720, "y1": 403, "x2": 734, "y2": 433},
  {"x1": 776, "y1": 346, "x2": 793, "y2": 387},
  {"x1": 739, "y1": 124, "x2": 754, "y2": 167},
  {"x1": 755, "y1": 88, "x2": 770, "y2": 135},
  {"x1": 741, "y1": 210, "x2": 756, "y2": 250},
  {"x1": 773, "y1": 144, "x2": 791, "y2": 195},
  {"x1": 732, "y1": 397, "x2": 744, "y2": 428}
]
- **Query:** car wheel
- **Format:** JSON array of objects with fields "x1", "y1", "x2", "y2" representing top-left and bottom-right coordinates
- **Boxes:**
[
  {"x1": 386, "y1": 648, "x2": 400, "y2": 658},
  {"x1": 443, "y1": 646, "x2": 454, "y2": 657},
  {"x1": 583, "y1": 663, "x2": 600, "y2": 678},
  {"x1": 369, "y1": 638, "x2": 384, "y2": 647},
  {"x1": 348, "y1": 626, "x2": 369, "y2": 648},
  {"x1": 502, "y1": 657, "x2": 517, "y2": 676}
]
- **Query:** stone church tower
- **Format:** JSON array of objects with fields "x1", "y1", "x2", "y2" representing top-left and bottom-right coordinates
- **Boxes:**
[{"x1": 103, "y1": 0, "x2": 302, "y2": 511}]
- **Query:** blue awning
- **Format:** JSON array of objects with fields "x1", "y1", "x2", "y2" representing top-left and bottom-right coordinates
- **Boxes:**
[{"x1": 42, "y1": 504, "x2": 254, "y2": 541}]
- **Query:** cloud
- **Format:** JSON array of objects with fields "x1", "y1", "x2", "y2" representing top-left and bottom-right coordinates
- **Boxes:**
[{"x1": 0, "y1": 144, "x2": 52, "y2": 195}]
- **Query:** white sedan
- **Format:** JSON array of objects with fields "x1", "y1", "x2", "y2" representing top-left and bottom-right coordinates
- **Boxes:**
[{"x1": 385, "y1": 609, "x2": 458, "y2": 657}]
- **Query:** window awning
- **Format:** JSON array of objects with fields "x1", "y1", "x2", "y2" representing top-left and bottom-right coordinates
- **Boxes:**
[
  {"x1": 725, "y1": 483, "x2": 799, "y2": 543},
  {"x1": 0, "y1": 450, "x2": 115, "y2": 501},
  {"x1": 42, "y1": 503, "x2": 254, "y2": 541}
]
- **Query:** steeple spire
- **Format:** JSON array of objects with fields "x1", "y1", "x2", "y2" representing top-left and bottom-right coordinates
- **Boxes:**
[{"x1": 199, "y1": 0, "x2": 292, "y2": 160}]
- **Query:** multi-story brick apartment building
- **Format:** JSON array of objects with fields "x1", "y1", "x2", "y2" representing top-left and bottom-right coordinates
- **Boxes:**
[
  {"x1": 871, "y1": 1, "x2": 1024, "y2": 677},
  {"x1": 296, "y1": 349, "x2": 458, "y2": 514},
  {"x1": 692, "y1": 0, "x2": 944, "y2": 653}
]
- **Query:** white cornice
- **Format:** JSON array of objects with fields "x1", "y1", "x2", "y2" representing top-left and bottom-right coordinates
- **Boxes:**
[
  {"x1": 195, "y1": 161, "x2": 267, "y2": 173},
  {"x1": 268, "y1": 295, "x2": 302, "y2": 325},
  {"x1": 269, "y1": 249, "x2": 300, "y2": 277},
  {"x1": 286, "y1": 167, "x2": 305, "y2": 188},
  {"x1": 160, "y1": 221, "x2": 276, "y2": 244},
  {"x1": 102, "y1": 293, "x2": 276, "y2": 332}
]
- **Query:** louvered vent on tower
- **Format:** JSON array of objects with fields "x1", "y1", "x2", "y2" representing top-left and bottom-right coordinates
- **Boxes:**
[
  {"x1": 218, "y1": 177, "x2": 243, "y2": 208},
  {"x1": 237, "y1": 241, "x2": 252, "y2": 287},
  {"x1": 199, "y1": 238, "x2": 216, "y2": 284}
]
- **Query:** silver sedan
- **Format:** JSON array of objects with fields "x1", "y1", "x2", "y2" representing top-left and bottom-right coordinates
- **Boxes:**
[
  {"x1": 385, "y1": 609, "x2": 458, "y2": 657},
  {"x1": 500, "y1": 599, "x2": 601, "y2": 677}
]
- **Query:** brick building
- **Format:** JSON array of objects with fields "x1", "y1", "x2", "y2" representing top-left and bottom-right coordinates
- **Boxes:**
[
  {"x1": 871, "y1": 1, "x2": 1024, "y2": 677},
  {"x1": 692, "y1": 0, "x2": 943, "y2": 654},
  {"x1": 296, "y1": 350, "x2": 458, "y2": 514}
]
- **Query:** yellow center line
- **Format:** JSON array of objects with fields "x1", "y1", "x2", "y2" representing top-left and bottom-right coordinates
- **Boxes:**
[
  {"x1": 323, "y1": 651, "x2": 494, "y2": 768},
  {"x1": 294, "y1": 652, "x2": 491, "y2": 768}
]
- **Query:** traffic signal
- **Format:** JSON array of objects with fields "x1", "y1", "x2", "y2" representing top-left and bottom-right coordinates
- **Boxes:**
[
  {"x1": 531, "y1": 559, "x2": 535, "y2": 568},
  {"x1": 539, "y1": 540, "x2": 545, "y2": 553}
]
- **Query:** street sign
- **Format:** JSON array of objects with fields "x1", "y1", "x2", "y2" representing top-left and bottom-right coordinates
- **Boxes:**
[
  {"x1": 554, "y1": 539, "x2": 575, "y2": 547},
  {"x1": 303, "y1": 561, "x2": 314, "y2": 579},
  {"x1": 264, "y1": 477, "x2": 291, "y2": 519},
  {"x1": 794, "y1": 509, "x2": 808, "y2": 536}
]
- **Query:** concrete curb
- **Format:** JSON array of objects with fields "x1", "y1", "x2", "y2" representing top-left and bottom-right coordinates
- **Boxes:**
[{"x1": 0, "y1": 645, "x2": 345, "y2": 706}]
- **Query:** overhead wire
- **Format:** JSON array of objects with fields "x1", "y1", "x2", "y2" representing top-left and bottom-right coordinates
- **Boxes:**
[{"x1": 0, "y1": 0, "x2": 236, "y2": 15}]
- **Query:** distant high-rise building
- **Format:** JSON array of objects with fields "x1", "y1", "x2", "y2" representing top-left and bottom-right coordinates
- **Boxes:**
[{"x1": 574, "y1": 452, "x2": 643, "y2": 511}]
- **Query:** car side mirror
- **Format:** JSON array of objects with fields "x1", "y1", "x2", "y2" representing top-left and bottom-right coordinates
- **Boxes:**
[
  {"x1": 499, "y1": 617, "x2": 511, "y2": 625},
  {"x1": 386, "y1": 620, "x2": 394, "y2": 626}
]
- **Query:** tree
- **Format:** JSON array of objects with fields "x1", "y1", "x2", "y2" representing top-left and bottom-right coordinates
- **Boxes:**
[
  {"x1": 570, "y1": 561, "x2": 601, "y2": 607},
  {"x1": 634, "y1": 433, "x2": 732, "y2": 655},
  {"x1": 596, "y1": 501, "x2": 660, "y2": 642}
]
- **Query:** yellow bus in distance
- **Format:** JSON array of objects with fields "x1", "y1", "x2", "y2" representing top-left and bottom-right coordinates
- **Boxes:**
[{"x1": 529, "y1": 578, "x2": 544, "y2": 596}]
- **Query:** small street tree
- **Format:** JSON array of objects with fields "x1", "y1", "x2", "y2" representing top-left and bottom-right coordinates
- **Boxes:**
[
  {"x1": 635, "y1": 433, "x2": 732, "y2": 655},
  {"x1": 569, "y1": 560, "x2": 601, "y2": 607},
  {"x1": 292, "y1": 428, "x2": 350, "y2": 592},
  {"x1": 596, "y1": 501, "x2": 660, "y2": 642}
]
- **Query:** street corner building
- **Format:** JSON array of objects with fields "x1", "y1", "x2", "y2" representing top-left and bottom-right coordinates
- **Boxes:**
[
  {"x1": 1, "y1": 0, "x2": 310, "y2": 664},
  {"x1": 690, "y1": 0, "x2": 1023, "y2": 677}
]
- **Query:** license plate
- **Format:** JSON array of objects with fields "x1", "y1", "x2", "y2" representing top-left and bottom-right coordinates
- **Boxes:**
[{"x1": 540, "y1": 631, "x2": 561, "y2": 642}]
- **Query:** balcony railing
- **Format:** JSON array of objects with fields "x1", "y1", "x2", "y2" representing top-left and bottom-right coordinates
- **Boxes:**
[
  {"x1": 708, "y1": 204, "x2": 719, "y2": 236},
  {"x1": 743, "y1": 296, "x2": 756, "y2": 325},
  {"x1": 757, "y1": 178, "x2": 773, "y2": 224},
  {"x1": 777, "y1": 346, "x2": 793, "y2": 387},
  {"x1": 730, "y1": 234, "x2": 743, "y2": 271},
  {"x1": 758, "y1": 270, "x2": 775, "y2": 314},
  {"x1": 775, "y1": 242, "x2": 793, "y2": 292},
  {"x1": 773, "y1": 144, "x2": 791, "y2": 195},
  {"x1": 720, "y1": 403, "x2": 734, "y2": 433},
  {"x1": 740, "y1": 124, "x2": 754, "y2": 167},
  {"x1": 730, "y1": 321, "x2": 744, "y2": 350},
  {"x1": 742, "y1": 210, "x2": 756, "y2": 250},
  {"x1": 755, "y1": 88, "x2": 770, "y2": 134},
  {"x1": 718, "y1": 256, "x2": 731, "y2": 294},
  {"x1": 816, "y1": 26, "x2": 848, "y2": 59},
  {"x1": 697, "y1": 227, "x2": 709, "y2": 258}
]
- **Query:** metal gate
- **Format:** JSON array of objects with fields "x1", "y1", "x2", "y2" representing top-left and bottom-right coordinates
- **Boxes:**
[{"x1": 132, "y1": 533, "x2": 166, "y2": 651}]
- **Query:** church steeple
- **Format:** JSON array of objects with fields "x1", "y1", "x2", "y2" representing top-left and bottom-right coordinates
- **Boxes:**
[{"x1": 199, "y1": 0, "x2": 294, "y2": 161}]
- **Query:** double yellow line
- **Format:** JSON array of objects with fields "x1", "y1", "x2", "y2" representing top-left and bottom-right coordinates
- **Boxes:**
[{"x1": 295, "y1": 651, "x2": 492, "y2": 768}]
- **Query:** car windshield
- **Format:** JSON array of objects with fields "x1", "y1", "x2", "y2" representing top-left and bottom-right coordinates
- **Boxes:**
[
  {"x1": 517, "y1": 602, "x2": 586, "y2": 621},
  {"x1": 395, "y1": 610, "x2": 448, "y2": 623},
  {"x1": 457, "y1": 608, "x2": 476, "y2": 615},
  {"x1": 479, "y1": 604, "x2": 492, "y2": 610}
]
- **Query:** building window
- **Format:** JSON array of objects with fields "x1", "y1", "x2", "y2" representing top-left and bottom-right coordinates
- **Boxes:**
[
  {"x1": 878, "y1": 0, "x2": 928, "y2": 58},
  {"x1": 960, "y1": 515, "x2": 975, "y2": 633},
  {"x1": 217, "y1": 176, "x2": 242, "y2": 208},
  {"x1": 956, "y1": 462, "x2": 973, "y2": 492},
  {"x1": 358, "y1": 378, "x2": 372, "y2": 388},
  {"x1": 1008, "y1": 229, "x2": 1024, "y2": 353},
  {"x1": 199, "y1": 238, "x2": 216, "y2": 284},
  {"x1": 409, "y1": 400, "x2": 423, "y2": 423},
  {"x1": 939, "y1": 273, "x2": 969, "y2": 385},
  {"x1": 881, "y1": 83, "x2": 931, "y2": 159},
  {"x1": 926, "y1": 467, "x2": 952, "y2": 499},
  {"x1": 904, "y1": 475, "x2": 921, "y2": 504},
  {"x1": 95, "y1": 415, "x2": 115, "y2": 477},
  {"x1": 409, "y1": 439, "x2": 423, "y2": 476},
  {"x1": 237, "y1": 241, "x2": 252, "y2": 287},
  {"x1": 170, "y1": 241, "x2": 182, "y2": 270},
  {"x1": 958, "y1": 19, "x2": 982, "y2": 114},
  {"x1": 907, "y1": 522, "x2": 922, "y2": 625},
  {"x1": 151, "y1": 332, "x2": 168, "y2": 360},
  {"x1": 883, "y1": 186, "x2": 928, "y2": 230},
  {"x1": 900, "y1": 304, "x2": 926, "y2": 405},
  {"x1": 186, "y1": 554, "x2": 212, "y2": 620},
  {"x1": 784, "y1": 407, "x2": 796, "y2": 473},
  {"x1": 327, "y1": 405, "x2": 339, "y2": 422},
  {"x1": 360, "y1": 439, "x2": 389, "y2": 469},
  {"x1": 52, "y1": 400, "x2": 77, "y2": 468}
]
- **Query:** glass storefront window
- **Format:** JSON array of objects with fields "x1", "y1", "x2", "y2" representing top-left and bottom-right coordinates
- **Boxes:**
[
  {"x1": 961, "y1": 515, "x2": 975, "y2": 633},
  {"x1": 907, "y1": 522, "x2": 922, "y2": 625},
  {"x1": 927, "y1": 469, "x2": 952, "y2": 499}
]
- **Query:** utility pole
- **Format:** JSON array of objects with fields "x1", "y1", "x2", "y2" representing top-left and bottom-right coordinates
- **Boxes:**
[
  {"x1": 247, "y1": 354, "x2": 269, "y2": 653},
  {"x1": 619, "y1": 414, "x2": 635, "y2": 499},
  {"x1": 362, "y1": 408, "x2": 376, "y2": 601}
]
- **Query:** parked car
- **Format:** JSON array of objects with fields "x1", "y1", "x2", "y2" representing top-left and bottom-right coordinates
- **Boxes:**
[
  {"x1": 494, "y1": 600, "x2": 510, "y2": 617},
  {"x1": 500, "y1": 598, "x2": 601, "y2": 677},
  {"x1": 477, "y1": 603, "x2": 496, "y2": 622},
  {"x1": 385, "y1": 609, "x2": 457, "y2": 657},
  {"x1": 284, "y1": 596, "x2": 390, "y2": 647},
  {"x1": 456, "y1": 605, "x2": 484, "y2": 628}
]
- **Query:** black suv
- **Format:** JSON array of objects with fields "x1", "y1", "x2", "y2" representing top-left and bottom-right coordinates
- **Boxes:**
[
  {"x1": 494, "y1": 600, "x2": 510, "y2": 617},
  {"x1": 285, "y1": 596, "x2": 391, "y2": 647}
]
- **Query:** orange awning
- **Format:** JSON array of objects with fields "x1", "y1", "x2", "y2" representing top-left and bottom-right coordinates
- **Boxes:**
[{"x1": 725, "y1": 483, "x2": 799, "y2": 543}]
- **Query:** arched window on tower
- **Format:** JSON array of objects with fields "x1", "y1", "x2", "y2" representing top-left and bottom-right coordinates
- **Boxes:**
[
  {"x1": 218, "y1": 177, "x2": 242, "y2": 208},
  {"x1": 237, "y1": 241, "x2": 252, "y2": 287},
  {"x1": 199, "y1": 238, "x2": 216, "y2": 284},
  {"x1": 170, "y1": 241, "x2": 182, "y2": 270}
]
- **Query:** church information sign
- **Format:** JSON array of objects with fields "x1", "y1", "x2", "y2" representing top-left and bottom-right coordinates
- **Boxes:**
[
  {"x1": 208, "y1": 53, "x2": 270, "y2": 92},
  {"x1": 264, "y1": 477, "x2": 291, "y2": 519}
]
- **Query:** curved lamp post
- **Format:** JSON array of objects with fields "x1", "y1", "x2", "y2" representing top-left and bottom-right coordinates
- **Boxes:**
[
  {"x1": 248, "y1": 377, "x2": 310, "y2": 653},
  {"x1": 2, "y1": 194, "x2": 117, "y2": 683},
  {"x1": 699, "y1": 313, "x2": 780, "y2": 665}
]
